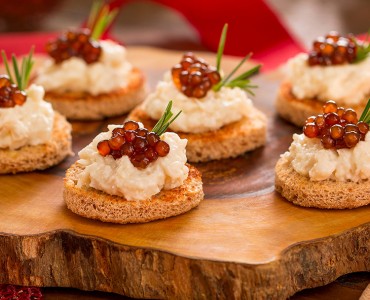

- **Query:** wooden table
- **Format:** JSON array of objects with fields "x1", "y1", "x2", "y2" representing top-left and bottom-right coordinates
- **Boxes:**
[{"x1": 0, "y1": 47, "x2": 369, "y2": 299}]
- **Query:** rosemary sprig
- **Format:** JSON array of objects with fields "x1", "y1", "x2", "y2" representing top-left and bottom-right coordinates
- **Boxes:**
[
  {"x1": 1, "y1": 51, "x2": 14, "y2": 84},
  {"x1": 152, "y1": 101, "x2": 182, "y2": 136},
  {"x1": 212, "y1": 24, "x2": 261, "y2": 94},
  {"x1": 87, "y1": 0, "x2": 118, "y2": 40},
  {"x1": 355, "y1": 30, "x2": 370, "y2": 63},
  {"x1": 1, "y1": 47, "x2": 34, "y2": 91},
  {"x1": 87, "y1": 1, "x2": 102, "y2": 30},
  {"x1": 359, "y1": 99, "x2": 370, "y2": 124},
  {"x1": 216, "y1": 24, "x2": 228, "y2": 72},
  {"x1": 231, "y1": 64, "x2": 261, "y2": 82}
]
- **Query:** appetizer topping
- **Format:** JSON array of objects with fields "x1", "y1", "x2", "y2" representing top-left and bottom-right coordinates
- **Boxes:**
[
  {"x1": 286, "y1": 52, "x2": 370, "y2": 105},
  {"x1": 303, "y1": 99, "x2": 370, "y2": 149},
  {"x1": 0, "y1": 49, "x2": 34, "y2": 108},
  {"x1": 0, "y1": 76, "x2": 26, "y2": 108},
  {"x1": 46, "y1": 1, "x2": 117, "y2": 64},
  {"x1": 283, "y1": 131, "x2": 370, "y2": 182},
  {"x1": 171, "y1": 24, "x2": 260, "y2": 98},
  {"x1": 0, "y1": 84, "x2": 54, "y2": 150},
  {"x1": 97, "y1": 101, "x2": 181, "y2": 168},
  {"x1": 171, "y1": 52, "x2": 221, "y2": 98},
  {"x1": 37, "y1": 40, "x2": 133, "y2": 95},
  {"x1": 46, "y1": 29, "x2": 102, "y2": 64},
  {"x1": 144, "y1": 72, "x2": 254, "y2": 133},
  {"x1": 308, "y1": 31, "x2": 370, "y2": 66},
  {"x1": 77, "y1": 129, "x2": 188, "y2": 201}
]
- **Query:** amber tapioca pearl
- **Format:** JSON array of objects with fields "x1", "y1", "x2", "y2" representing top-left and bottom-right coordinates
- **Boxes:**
[
  {"x1": 315, "y1": 114, "x2": 326, "y2": 129},
  {"x1": 323, "y1": 100, "x2": 337, "y2": 113},
  {"x1": 342, "y1": 108, "x2": 358, "y2": 123},
  {"x1": 303, "y1": 123, "x2": 319, "y2": 138},
  {"x1": 111, "y1": 150, "x2": 123, "y2": 160},
  {"x1": 0, "y1": 85, "x2": 12, "y2": 97},
  {"x1": 324, "y1": 112, "x2": 340, "y2": 126},
  {"x1": 0, "y1": 97, "x2": 14, "y2": 108},
  {"x1": 124, "y1": 130, "x2": 136, "y2": 143},
  {"x1": 97, "y1": 140, "x2": 111, "y2": 156},
  {"x1": 357, "y1": 121, "x2": 369, "y2": 134},
  {"x1": 147, "y1": 132, "x2": 160, "y2": 147},
  {"x1": 321, "y1": 135, "x2": 335, "y2": 149},
  {"x1": 344, "y1": 124, "x2": 360, "y2": 133},
  {"x1": 305, "y1": 116, "x2": 316, "y2": 124},
  {"x1": 0, "y1": 75, "x2": 11, "y2": 88},
  {"x1": 144, "y1": 148, "x2": 158, "y2": 162},
  {"x1": 121, "y1": 143, "x2": 134, "y2": 156},
  {"x1": 136, "y1": 128, "x2": 149, "y2": 137},
  {"x1": 96, "y1": 120, "x2": 171, "y2": 169},
  {"x1": 124, "y1": 120, "x2": 140, "y2": 131},
  {"x1": 155, "y1": 140, "x2": 170, "y2": 157},
  {"x1": 82, "y1": 41, "x2": 101, "y2": 64},
  {"x1": 130, "y1": 153, "x2": 150, "y2": 169},
  {"x1": 108, "y1": 135, "x2": 125, "y2": 150},
  {"x1": 112, "y1": 127, "x2": 125, "y2": 137},
  {"x1": 344, "y1": 131, "x2": 360, "y2": 147},
  {"x1": 330, "y1": 124, "x2": 344, "y2": 139},
  {"x1": 337, "y1": 107, "x2": 345, "y2": 118},
  {"x1": 133, "y1": 136, "x2": 148, "y2": 152}
]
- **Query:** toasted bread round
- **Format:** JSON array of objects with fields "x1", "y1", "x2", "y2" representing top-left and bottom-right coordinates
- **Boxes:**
[
  {"x1": 64, "y1": 163, "x2": 204, "y2": 224},
  {"x1": 0, "y1": 112, "x2": 72, "y2": 174},
  {"x1": 43, "y1": 68, "x2": 147, "y2": 120},
  {"x1": 128, "y1": 106, "x2": 267, "y2": 162},
  {"x1": 275, "y1": 156, "x2": 370, "y2": 209},
  {"x1": 276, "y1": 81, "x2": 365, "y2": 127}
]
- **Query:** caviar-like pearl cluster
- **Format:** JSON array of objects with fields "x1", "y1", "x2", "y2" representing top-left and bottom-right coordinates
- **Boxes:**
[
  {"x1": 308, "y1": 31, "x2": 357, "y2": 66},
  {"x1": 0, "y1": 75, "x2": 27, "y2": 108},
  {"x1": 97, "y1": 121, "x2": 170, "y2": 169},
  {"x1": 303, "y1": 100, "x2": 369, "y2": 149},
  {"x1": 171, "y1": 52, "x2": 221, "y2": 98},
  {"x1": 46, "y1": 29, "x2": 102, "y2": 64}
]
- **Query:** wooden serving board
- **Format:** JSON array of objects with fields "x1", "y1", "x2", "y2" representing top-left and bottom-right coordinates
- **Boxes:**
[{"x1": 0, "y1": 47, "x2": 369, "y2": 299}]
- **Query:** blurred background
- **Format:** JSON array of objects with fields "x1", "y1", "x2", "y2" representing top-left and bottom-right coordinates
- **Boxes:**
[{"x1": 0, "y1": 0, "x2": 369, "y2": 50}]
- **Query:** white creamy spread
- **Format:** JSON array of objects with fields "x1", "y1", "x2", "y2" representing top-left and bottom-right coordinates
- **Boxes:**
[
  {"x1": 35, "y1": 40, "x2": 133, "y2": 95},
  {"x1": 282, "y1": 133, "x2": 370, "y2": 182},
  {"x1": 143, "y1": 71, "x2": 253, "y2": 133},
  {"x1": 0, "y1": 84, "x2": 54, "y2": 150},
  {"x1": 76, "y1": 125, "x2": 189, "y2": 201},
  {"x1": 286, "y1": 53, "x2": 370, "y2": 105}
]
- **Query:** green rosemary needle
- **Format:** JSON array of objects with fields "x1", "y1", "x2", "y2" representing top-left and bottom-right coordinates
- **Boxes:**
[
  {"x1": 87, "y1": 0, "x2": 118, "y2": 41},
  {"x1": 212, "y1": 24, "x2": 261, "y2": 94},
  {"x1": 359, "y1": 99, "x2": 370, "y2": 124},
  {"x1": 355, "y1": 30, "x2": 370, "y2": 63},
  {"x1": 1, "y1": 47, "x2": 34, "y2": 91},
  {"x1": 152, "y1": 101, "x2": 182, "y2": 136}
]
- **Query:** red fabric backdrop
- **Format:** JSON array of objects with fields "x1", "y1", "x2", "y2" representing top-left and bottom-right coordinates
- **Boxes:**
[
  {"x1": 109, "y1": 0, "x2": 305, "y2": 70},
  {"x1": 111, "y1": 0, "x2": 303, "y2": 55},
  {"x1": 0, "y1": 1, "x2": 304, "y2": 70}
]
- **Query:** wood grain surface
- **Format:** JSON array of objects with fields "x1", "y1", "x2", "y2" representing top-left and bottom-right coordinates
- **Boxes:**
[{"x1": 0, "y1": 47, "x2": 369, "y2": 299}]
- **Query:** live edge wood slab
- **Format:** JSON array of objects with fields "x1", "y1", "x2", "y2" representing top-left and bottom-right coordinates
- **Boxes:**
[{"x1": 0, "y1": 47, "x2": 369, "y2": 299}]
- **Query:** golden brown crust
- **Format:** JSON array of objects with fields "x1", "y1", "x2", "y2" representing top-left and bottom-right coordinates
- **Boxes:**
[
  {"x1": 64, "y1": 163, "x2": 204, "y2": 224},
  {"x1": 275, "y1": 156, "x2": 370, "y2": 209},
  {"x1": 128, "y1": 106, "x2": 267, "y2": 162},
  {"x1": 276, "y1": 81, "x2": 366, "y2": 127},
  {"x1": 0, "y1": 112, "x2": 72, "y2": 174},
  {"x1": 44, "y1": 68, "x2": 147, "y2": 120}
]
